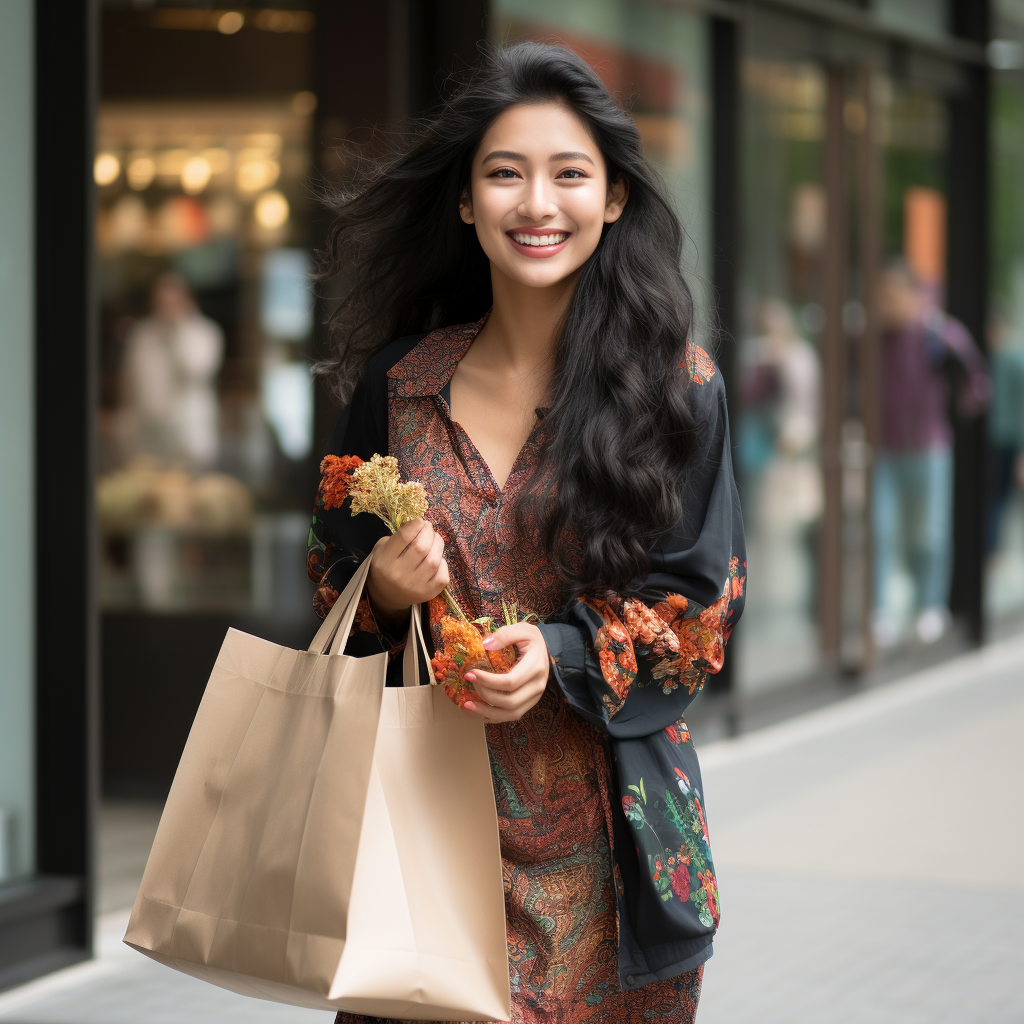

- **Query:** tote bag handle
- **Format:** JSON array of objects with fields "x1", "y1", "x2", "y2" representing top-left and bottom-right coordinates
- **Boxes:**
[
  {"x1": 307, "y1": 555, "x2": 374, "y2": 657},
  {"x1": 307, "y1": 553, "x2": 437, "y2": 687}
]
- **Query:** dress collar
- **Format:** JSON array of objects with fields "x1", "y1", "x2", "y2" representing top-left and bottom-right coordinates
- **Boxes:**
[{"x1": 386, "y1": 314, "x2": 489, "y2": 398}]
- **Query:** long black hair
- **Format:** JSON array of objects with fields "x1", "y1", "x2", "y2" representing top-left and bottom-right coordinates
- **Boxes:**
[{"x1": 317, "y1": 41, "x2": 700, "y2": 598}]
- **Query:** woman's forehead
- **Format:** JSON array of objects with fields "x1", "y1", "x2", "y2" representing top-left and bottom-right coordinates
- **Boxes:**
[{"x1": 475, "y1": 101, "x2": 599, "y2": 161}]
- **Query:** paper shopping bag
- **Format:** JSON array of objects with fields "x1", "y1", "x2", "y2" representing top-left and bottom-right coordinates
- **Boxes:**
[{"x1": 124, "y1": 554, "x2": 510, "y2": 1021}]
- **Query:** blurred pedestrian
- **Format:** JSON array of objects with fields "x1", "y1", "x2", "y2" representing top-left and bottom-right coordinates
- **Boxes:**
[
  {"x1": 119, "y1": 271, "x2": 224, "y2": 469},
  {"x1": 873, "y1": 259, "x2": 989, "y2": 646}
]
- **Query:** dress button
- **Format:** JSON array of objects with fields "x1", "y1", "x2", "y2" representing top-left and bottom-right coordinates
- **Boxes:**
[{"x1": 625, "y1": 975, "x2": 635, "y2": 987}]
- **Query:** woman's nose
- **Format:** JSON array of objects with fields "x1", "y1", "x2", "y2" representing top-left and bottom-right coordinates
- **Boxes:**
[{"x1": 517, "y1": 177, "x2": 558, "y2": 221}]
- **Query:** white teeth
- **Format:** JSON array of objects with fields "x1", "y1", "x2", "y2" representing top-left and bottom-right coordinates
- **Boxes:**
[{"x1": 512, "y1": 232, "x2": 568, "y2": 246}]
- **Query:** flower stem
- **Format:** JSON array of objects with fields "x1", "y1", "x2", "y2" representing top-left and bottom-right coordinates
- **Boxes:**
[{"x1": 442, "y1": 587, "x2": 470, "y2": 622}]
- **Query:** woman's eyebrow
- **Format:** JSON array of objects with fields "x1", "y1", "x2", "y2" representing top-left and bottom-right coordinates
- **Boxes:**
[
  {"x1": 481, "y1": 150, "x2": 527, "y2": 162},
  {"x1": 550, "y1": 151, "x2": 595, "y2": 165}
]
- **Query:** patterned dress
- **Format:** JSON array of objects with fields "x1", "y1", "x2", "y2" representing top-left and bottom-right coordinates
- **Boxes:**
[{"x1": 307, "y1": 319, "x2": 745, "y2": 1024}]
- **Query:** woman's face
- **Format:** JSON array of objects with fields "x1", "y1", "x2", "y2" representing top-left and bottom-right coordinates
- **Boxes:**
[{"x1": 460, "y1": 101, "x2": 627, "y2": 290}]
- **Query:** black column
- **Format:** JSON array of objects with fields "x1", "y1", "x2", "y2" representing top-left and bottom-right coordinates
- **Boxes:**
[
  {"x1": 946, "y1": 1, "x2": 990, "y2": 642},
  {"x1": 34, "y1": 0, "x2": 99, "y2": 924}
]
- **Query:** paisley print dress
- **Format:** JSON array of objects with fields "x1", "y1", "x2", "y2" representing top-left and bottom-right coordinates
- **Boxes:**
[{"x1": 307, "y1": 319, "x2": 746, "y2": 1023}]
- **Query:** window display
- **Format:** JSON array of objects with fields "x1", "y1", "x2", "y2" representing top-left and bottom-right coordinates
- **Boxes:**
[{"x1": 95, "y1": 98, "x2": 316, "y2": 613}]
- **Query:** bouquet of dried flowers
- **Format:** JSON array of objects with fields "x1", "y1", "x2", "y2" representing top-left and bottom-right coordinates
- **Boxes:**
[
  {"x1": 320, "y1": 453, "x2": 464, "y2": 621},
  {"x1": 319, "y1": 453, "x2": 537, "y2": 704},
  {"x1": 429, "y1": 599, "x2": 538, "y2": 707}
]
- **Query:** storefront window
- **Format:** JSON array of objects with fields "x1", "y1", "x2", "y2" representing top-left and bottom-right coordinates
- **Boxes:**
[
  {"x1": 95, "y1": 95, "x2": 317, "y2": 614},
  {"x1": 492, "y1": 0, "x2": 711, "y2": 282},
  {"x1": 987, "y1": 2, "x2": 1024, "y2": 621},
  {"x1": 735, "y1": 56, "x2": 826, "y2": 693},
  {"x1": 0, "y1": 0, "x2": 36, "y2": 883}
]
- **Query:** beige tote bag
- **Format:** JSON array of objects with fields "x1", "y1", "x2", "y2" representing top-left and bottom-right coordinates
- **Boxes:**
[{"x1": 124, "y1": 554, "x2": 511, "y2": 1021}]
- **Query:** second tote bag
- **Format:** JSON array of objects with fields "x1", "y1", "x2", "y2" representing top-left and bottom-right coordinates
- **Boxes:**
[{"x1": 123, "y1": 554, "x2": 511, "y2": 1021}]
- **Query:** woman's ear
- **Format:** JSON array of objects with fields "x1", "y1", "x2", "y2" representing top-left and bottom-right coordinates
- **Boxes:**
[
  {"x1": 459, "y1": 188, "x2": 475, "y2": 225},
  {"x1": 604, "y1": 174, "x2": 629, "y2": 224}
]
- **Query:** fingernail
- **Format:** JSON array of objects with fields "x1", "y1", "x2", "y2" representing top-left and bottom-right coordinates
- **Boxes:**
[
  {"x1": 482, "y1": 638, "x2": 496, "y2": 649},
  {"x1": 464, "y1": 701, "x2": 475, "y2": 711},
  {"x1": 464, "y1": 671, "x2": 476, "y2": 682}
]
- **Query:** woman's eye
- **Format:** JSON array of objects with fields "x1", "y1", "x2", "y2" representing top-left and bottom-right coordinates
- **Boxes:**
[
  {"x1": 491, "y1": 168, "x2": 519, "y2": 179},
  {"x1": 558, "y1": 168, "x2": 587, "y2": 179}
]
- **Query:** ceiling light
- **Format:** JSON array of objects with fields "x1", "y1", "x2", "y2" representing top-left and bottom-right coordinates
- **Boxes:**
[
  {"x1": 254, "y1": 190, "x2": 289, "y2": 229},
  {"x1": 217, "y1": 11, "x2": 244, "y2": 34},
  {"x1": 236, "y1": 155, "x2": 280, "y2": 194},
  {"x1": 181, "y1": 156, "x2": 212, "y2": 194},
  {"x1": 126, "y1": 154, "x2": 156, "y2": 190},
  {"x1": 94, "y1": 152, "x2": 121, "y2": 186}
]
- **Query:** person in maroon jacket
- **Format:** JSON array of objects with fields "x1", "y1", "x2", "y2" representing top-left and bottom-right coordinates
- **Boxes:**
[{"x1": 874, "y1": 259, "x2": 990, "y2": 647}]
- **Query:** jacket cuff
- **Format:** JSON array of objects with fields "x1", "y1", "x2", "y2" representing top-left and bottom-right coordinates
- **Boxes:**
[{"x1": 538, "y1": 622, "x2": 605, "y2": 729}]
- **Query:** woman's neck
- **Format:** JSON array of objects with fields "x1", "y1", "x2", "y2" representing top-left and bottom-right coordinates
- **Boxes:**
[{"x1": 475, "y1": 266, "x2": 578, "y2": 377}]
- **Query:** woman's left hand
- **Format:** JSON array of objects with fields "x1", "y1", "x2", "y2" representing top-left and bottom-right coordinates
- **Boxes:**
[{"x1": 462, "y1": 623, "x2": 549, "y2": 723}]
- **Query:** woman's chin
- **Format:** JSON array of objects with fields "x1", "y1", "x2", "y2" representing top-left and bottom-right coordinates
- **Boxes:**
[{"x1": 496, "y1": 258, "x2": 582, "y2": 292}]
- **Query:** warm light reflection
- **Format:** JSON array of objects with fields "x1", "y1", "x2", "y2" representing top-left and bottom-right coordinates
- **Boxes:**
[
  {"x1": 200, "y1": 147, "x2": 231, "y2": 174},
  {"x1": 157, "y1": 148, "x2": 190, "y2": 178},
  {"x1": 236, "y1": 154, "x2": 280, "y2": 193},
  {"x1": 110, "y1": 194, "x2": 147, "y2": 249},
  {"x1": 253, "y1": 10, "x2": 315, "y2": 32},
  {"x1": 241, "y1": 133, "x2": 282, "y2": 155},
  {"x1": 217, "y1": 11, "x2": 244, "y2": 34},
  {"x1": 254, "y1": 190, "x2": 289, "y2": 229},
  {"x1": 94, "y1": 152, "x2": 121, "y2": 186},
  {"x1": 126, "y1": 154, "x2": 156, "y2": 190},
  {"x1": 181, "y1": 156, "x2": 212, "y2": 194}
]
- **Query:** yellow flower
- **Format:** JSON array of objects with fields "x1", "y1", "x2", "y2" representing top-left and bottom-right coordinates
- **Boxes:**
[{"x1": 349, "y1": 453, "x2": 428, "y2": 532}]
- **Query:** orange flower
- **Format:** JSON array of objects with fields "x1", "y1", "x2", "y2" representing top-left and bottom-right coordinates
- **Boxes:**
[
  {"x1": 434, "y1": 614, "x2": 514, "y2": 706},
  {"x1": 318, "y1": 454, "x2": 363, "y2": 509},
  {"x1": 440, "y1": 616, "x2": 487, "y2": 664}
]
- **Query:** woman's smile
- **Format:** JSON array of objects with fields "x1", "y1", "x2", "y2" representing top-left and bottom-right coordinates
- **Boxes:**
[{"x1": 507, "y1": 227, "x2": 572, "y2": 257}]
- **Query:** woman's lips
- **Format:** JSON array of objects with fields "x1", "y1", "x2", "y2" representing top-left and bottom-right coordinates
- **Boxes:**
[{"x1": 506, "y1": 230, "x2": 572, "y2": 258}]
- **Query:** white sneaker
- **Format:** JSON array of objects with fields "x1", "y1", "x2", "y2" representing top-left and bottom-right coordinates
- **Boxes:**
[{"x1": 916, "y1": 606, "x2": 949, "y2": 644}]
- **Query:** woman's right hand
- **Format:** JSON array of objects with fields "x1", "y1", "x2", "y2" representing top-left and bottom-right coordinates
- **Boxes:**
[{"x1": 366, "y1": 518, "x2": 450, "y2": 629}]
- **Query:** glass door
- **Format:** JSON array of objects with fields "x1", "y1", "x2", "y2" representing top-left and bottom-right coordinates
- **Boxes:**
[
  {"x1": 733, "y1": 8, "x2": 968, "y2": 693},
  {"x1": 734, "y1": 51, "x2": 828, "y2": 692}
]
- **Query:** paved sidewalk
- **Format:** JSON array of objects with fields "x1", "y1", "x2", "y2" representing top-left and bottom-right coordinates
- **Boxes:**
[
  {"x1": 1, "y1": 635, "x2": 1021, "y2": 1023},
  {"x1": 696, "y1": 633, "x2": 1024, "y2": 1023}
]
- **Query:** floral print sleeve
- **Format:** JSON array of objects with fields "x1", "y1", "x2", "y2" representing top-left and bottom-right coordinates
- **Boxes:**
[
  {"x1": 306, "y1": 362, "x2": 406, "y2": 661},
  {"x1": 538, "y1": 360, "x2": 745, "y2": 739}
]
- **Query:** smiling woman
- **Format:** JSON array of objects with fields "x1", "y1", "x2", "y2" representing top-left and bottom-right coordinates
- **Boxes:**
[
  {"x1": 311, "y1": 42, "x2": 745, "y2": 1024},
  {"x1": 463, "y1": 108, "x2": 625, "y2": 278}
]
